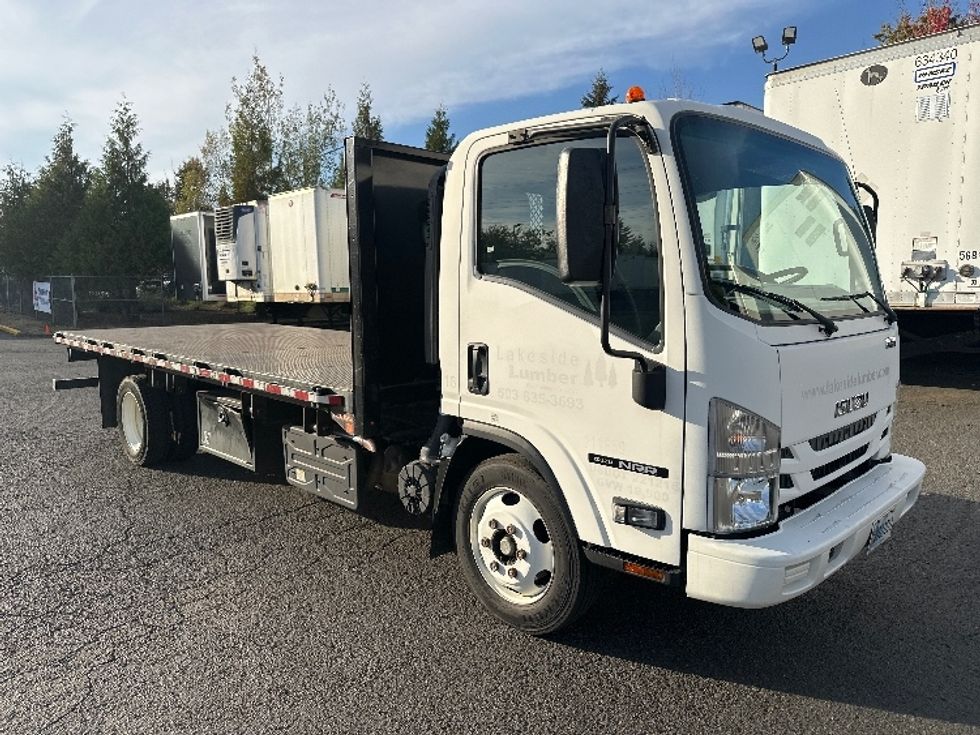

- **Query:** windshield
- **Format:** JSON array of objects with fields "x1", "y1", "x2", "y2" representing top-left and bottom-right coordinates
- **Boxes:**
[{"x1": 673, "y1": 114, "x2": 883, "y2": 325}]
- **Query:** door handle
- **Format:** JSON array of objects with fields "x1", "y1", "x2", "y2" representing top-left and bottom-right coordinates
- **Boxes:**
[{"x1": 467, "y1": 343, "x2": 489, "y2": 395}]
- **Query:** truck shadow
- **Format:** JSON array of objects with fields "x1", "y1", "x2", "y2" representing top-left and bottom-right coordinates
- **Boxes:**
[
  {"x1": 557, "y1": 492, "x2": 979, "y2": 727},
  {"x1": 163, "y1": 453, "x2": 281, "y2": 485},
  {"x1": 901, "y1": 352, "x2": 980, "y2": 390},
  {"x1": 163, "y1": 453, "x2": 430, "y2": 530}
]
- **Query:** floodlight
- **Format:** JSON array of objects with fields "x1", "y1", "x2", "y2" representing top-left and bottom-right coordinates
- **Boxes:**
[
  {"x1": 752, "y1": 35, "x2": 768, "y2": 54},
  {"x1": 782, "y1": 26, "x2": 797, "y2": 46}
]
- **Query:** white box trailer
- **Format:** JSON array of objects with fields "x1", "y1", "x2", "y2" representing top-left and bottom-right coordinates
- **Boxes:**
[
  {"x1": 216, "y1": 187, "x2": 350, "y2": 311},
  {"x1": 268, "y1": 186, "x2": 350, "y2": 303},
  {"x1": 216, "y1": 200, "x2": 272, "y2": 303},
  {"x1": 764, "y1": 25, "x2": 980, "y2": 323},
  {"x1": 170, "y1": 211, "x2": 226, "y2": 302}
]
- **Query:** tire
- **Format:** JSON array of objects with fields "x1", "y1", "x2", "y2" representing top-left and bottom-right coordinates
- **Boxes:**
[
  {"x1": 116, "y1": 375, "x2": 172, "y2": 467},
  {"x1": 168, "y1": 389, "x2": 198, "y2": 461},
  {"x1": 454, "y1": 453, "x2": 598, "y2": 635}
]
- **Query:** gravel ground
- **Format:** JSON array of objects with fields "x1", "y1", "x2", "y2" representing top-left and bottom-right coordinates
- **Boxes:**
[{"x1": 1, "y1": 336, "x2": 978, "y2": 734}]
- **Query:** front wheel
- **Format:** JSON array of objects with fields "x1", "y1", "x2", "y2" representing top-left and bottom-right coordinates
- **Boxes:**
[{"x1": 454, "y1": 454, "x2": 598, "y2": 635}]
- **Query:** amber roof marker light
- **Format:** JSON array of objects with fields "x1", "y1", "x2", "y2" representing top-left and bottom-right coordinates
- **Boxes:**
[{"x1": 625, "y1": 85, "x2": 646, "y2": 103}]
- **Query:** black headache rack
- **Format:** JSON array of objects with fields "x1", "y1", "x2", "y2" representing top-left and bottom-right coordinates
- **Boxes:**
[{"x1": 346, "y1": 137, "x2": 450, "y2": 440}]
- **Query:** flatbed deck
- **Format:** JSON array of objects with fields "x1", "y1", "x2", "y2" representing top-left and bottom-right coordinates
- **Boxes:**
[{"x1": 54, "y1": 323, "x2": 352, "y2": 406}]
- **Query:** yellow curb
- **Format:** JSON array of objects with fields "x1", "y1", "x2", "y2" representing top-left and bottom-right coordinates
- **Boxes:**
[{"x1": 0, "y1": 324, "x2": 22, "y2": 336}]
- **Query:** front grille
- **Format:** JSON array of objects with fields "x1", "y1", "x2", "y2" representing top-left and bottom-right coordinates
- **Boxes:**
[
  {"x1": 780, "y1": 458, "x2": 877, "y2": 520},
  {"x1": 811, "y1": 444, "x2": 869, "y2": 481},
  {"x1": 809, "y1": 414, "x2": 876, "y2": 452},
  {"x1": 215, "y1": 206, "x2": 235, "y2": 243}
]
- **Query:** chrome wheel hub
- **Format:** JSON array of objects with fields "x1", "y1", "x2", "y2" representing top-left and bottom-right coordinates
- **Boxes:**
[
  {"x1": 469, "y1": 487, "x2": 554, "y2": 605},
  {"x1": 120, "y1": 392, "x2": 144, "y2": 453}
]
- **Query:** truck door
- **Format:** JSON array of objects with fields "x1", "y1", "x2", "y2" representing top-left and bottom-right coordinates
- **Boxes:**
[{"x1": 454, "y1": 127, "x2": 686, "y2": 566}]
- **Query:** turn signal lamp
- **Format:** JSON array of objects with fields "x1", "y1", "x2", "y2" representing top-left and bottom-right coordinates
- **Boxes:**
[
  {"x1": 623, "y1": 561, "x2": 667, "y2": 583},
  {"x1": 626, "y1": 85, "x2": 646, "y2": 103}
]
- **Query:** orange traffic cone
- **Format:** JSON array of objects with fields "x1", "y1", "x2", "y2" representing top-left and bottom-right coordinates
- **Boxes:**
[{"x1": 43, "y1": 323, "x2": 51, "y2": 336}]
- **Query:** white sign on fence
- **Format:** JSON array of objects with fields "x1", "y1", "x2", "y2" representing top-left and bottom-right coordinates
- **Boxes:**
[{"x1": 32, "y1": 281, "x2": 51, "y2": 314}]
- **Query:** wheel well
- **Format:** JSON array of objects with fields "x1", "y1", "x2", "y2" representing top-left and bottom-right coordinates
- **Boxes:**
[{"x1": 429, "y1": 424, "x2": 563, "y2": 557}]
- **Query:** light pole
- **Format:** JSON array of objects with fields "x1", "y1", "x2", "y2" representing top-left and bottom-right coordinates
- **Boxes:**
[{"x1": 752, "y1": 26, "x2": 797, "y2": 72}]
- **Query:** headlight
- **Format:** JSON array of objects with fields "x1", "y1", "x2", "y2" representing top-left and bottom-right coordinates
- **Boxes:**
[{"x1": 709, "y1": 398, "x2": 780, "y2": 533}]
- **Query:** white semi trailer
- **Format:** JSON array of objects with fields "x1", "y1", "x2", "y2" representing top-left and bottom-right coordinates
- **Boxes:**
[
  {"x1": 764, "y1": 25, "x2": 980, "y2": 340},
  {"x1": 52, "y1": 95, "x2": 924, "y2": 634},
  {"x1": 217, "y1": 186, "x2": 350, "y2": 316}
]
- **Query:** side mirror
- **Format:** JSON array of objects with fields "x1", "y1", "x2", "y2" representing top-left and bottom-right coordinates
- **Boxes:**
[
  {"x1": 862, "y1": 205, "x2": 878, "y2": 239},
  {"x1": 855, "y1": 181, "x2": 879, "y2": 241},
  {"x1": 556, "y1": 147, "x2": 607, "y2": 284}
]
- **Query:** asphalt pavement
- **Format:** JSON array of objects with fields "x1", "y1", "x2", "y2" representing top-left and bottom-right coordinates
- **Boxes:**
[{"x1": 1, "y1": 336, "x2": 978, "y2": 734}]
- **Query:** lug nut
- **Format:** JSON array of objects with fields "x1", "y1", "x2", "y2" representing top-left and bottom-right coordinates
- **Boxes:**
[
  {"x1": 506, "y1": 524, "x2": 517, "y2": 535},
  {"x1": 480, "y1": 538, "x2": 491, "y2": 548},
  {"x1": 516, "y1": 549, "x2": 527, "y2": 560},
  {"x1": 488, "y1": 519, "x2": 500, "y2": 530},
  {"x1": 507, "y1": 568, "x2": 519, "y2": 578},
  {"x1": 490, "y1": 561, "x2": 499, "y2": 572}
]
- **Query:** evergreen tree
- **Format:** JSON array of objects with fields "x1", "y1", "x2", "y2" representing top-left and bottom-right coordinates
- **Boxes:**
[
  {"x1": 203, "y1": 55, "x2": 346, "y2": 202},
  {"x1": 328, "y1": 82, "x2": 384, "y2": 190},
  {"x1": 352, "y1": 83, "x2": 383, "y2": 140},
  {"x1": 328, "y1": 152, "x2": 346, "y2": 190},
  {"x1": 24, "y1": 119, "x2": 91, "y2": 274},
  {"x1": 173, "y1": 156, "x2": 208, "y2": 214},
  {"x1": 200, "y1": 127, "x2": 231, "y2": 206},
  {"x1": 0, "y1": 164, "x2": 34, "y2": 276},
  {"x1": 227, "y1": 55, "x2": 283, "y2": 202},
  {"x1": 279, "y1": 90, "x2": 345, "y2": 190},
  {"x1": 581, "y1": 69, "x2": 617, "y2": 107},
  {"x1": 72, "y1": 98, "x2": 170, "y2": 276},
  {"x1": 424, "y1": 105, "x2": 457, "y2": 154},
  {"x1": 155, "y1": 178, "x2": 175, "y2": 214}
]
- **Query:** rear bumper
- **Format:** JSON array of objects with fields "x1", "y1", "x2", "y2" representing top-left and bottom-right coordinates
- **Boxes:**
[{"x1": 685, "y1": 454, "x2": 925, "y2": 608}]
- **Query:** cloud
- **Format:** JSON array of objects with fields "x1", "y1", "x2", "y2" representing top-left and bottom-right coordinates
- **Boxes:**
[{"x1": 0, "y1": 0, "x2": 788, "y2": 180}]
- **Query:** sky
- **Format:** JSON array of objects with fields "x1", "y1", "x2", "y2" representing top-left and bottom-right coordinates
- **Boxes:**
[{"x1": 0, "y1": 0, "x2": 910, "y2": 183}]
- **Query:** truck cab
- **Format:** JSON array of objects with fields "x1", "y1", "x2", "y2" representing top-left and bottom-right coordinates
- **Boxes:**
[{"x1": 435, "y1": 97, "x2": 924, "y2": 629}]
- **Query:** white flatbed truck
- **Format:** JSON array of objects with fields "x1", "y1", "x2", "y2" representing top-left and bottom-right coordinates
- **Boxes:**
[{"x1": 53, "y1": 98, "x2": 925, "y2": 634}]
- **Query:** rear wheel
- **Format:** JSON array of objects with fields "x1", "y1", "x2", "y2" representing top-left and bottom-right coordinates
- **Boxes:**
[
  {"x1": 116, "y1": 375, "x2": 171, "y2": 466},
  {"x1": 454, "y1": 453, "x2": 598, "y2": 635}
]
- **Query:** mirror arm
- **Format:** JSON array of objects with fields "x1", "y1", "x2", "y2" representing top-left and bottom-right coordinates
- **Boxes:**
[
  {"x1": 855, "y1": 181, "x2": 879, "y2": 217},
  {"x1": 599, "y1": 115, "x2": 652, "y2": 374}
]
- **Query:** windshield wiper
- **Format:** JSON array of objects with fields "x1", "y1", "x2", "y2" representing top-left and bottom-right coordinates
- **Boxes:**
[
  {"x1": 820, "y1": 292, "x2": 898, "y2": 324},
  {"x1": 717, "y1": 280, "x2": 839, "y2": 335}
]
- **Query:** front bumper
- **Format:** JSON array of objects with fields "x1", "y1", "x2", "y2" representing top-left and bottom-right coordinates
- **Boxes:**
[{"x1": 685, "y1": 454, "x2": 925, "y2": 608}]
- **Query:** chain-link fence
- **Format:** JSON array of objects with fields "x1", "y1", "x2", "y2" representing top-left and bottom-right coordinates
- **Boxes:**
[
  {"x1": 0, "y1": 274, "x2": 31, "y2": 314},
  {"x1": 54, "y1": 275, "x2": 168, "y2": 328},
  {"x1": 1, "y1": 274, "x2": 169, "y2": 328}
]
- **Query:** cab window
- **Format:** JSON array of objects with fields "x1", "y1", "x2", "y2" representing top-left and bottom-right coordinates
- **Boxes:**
[{"x1": 477, "y1": 135, "x2": 662, "y2": 345}]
